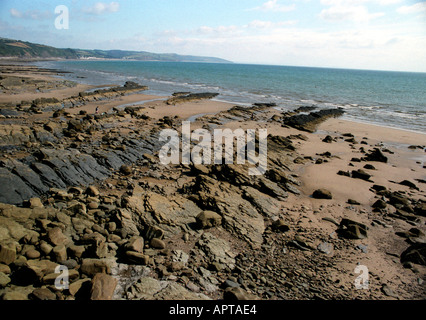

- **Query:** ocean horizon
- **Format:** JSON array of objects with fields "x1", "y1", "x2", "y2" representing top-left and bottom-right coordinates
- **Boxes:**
[{"x1": 35, "y1": 60, "x2": 426, "y2": 134}]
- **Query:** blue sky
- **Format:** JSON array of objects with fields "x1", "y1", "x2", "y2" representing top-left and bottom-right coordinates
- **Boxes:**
[{"x1": 0, "y1": 0, "x2": 425, "y2": 72}]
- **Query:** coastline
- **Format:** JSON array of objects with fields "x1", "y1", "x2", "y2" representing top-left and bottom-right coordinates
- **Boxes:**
[
  {"x1": 0, "y1": 63, "x2": 424, "y2": 301},
  {"x1": 34, "y1": 59, "x2": 426, "y2": 134}
]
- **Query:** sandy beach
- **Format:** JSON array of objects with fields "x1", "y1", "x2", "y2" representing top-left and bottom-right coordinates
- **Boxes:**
[{"x1": 0, "y1": 63, "x2": 424, "y2": 301}]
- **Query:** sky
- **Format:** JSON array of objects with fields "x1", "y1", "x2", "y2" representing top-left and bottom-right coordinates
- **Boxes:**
[{"x1": 0, "y1": 0, "x2": 425, "y2": 72}]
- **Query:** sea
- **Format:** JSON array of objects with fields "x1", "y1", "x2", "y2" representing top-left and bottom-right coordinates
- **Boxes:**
[{"x1": 35, "y1": 60, "x2": 426, "y2": 134}]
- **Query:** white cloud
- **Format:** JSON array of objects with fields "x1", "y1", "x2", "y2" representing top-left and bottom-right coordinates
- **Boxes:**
[
  {"x1": 83, "y1": 2, "x2": 120, "y2": 15},
  {"x1": 247, "y1": 20, "x2": 298, "y2": 28},
  {"x1": 156, "y1": 25, "x2": 425, "y2": 71},
  {"x1": 376, "y1": 0, "x2": 403, "y2": 5},
  {"x1": 396, "y1": 2, "x2": 426, "y2": 14},
  {"x1": 321, "y1": 0, "x2": 402, "y2": 5},
  {"x1": 320, "y1": 5, "x2": 384, "y2": 22},
  {"x1": 196, "y1": 25, "x2": 241, "y2": 36},
  {"x1": 9, "y1": 8, "x2": 52, "y2": 20},
  {"x1": 10, "y1": 8, "x2": 23, "y2": 18},
  {"x1": 249, "y1": 0, "x2": 296, "y2": 12}
]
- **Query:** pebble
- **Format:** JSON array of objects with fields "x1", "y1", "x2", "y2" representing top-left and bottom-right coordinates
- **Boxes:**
[
  {"x1": 150, "y1": 238, "x2": 166, "y2": 249},
  {"x1": 317, "y1": 242, "x2": 333, "y2": 255},
  {"x1": 356, "y1": 244, "x2": 368, "y2": 253},
  {"x1": 381, "y1": 284, "x2": 398, "y2": 298},
  {"x1": 223, "y1": 279, "x2": 240, "y2": 288},
  {"x1": 25, "y1": 249, "x2": 41, "y2": 259}
]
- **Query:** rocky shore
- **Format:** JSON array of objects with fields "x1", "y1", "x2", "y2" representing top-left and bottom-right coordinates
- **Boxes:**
[{"x1": 0, "y1": 64, "x2": 424, "y2": 301}]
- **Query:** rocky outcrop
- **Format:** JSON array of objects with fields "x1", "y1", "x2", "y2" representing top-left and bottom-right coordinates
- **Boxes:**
[
  {"x1": 0, "y1": 120, "x2": 162, "y2": 206},
  {"x1": 282, "y1": 108, "x2": 345, "y2": 133},
  {"x1": 166, "y1": 92, "x2": 219, "y2": 105}
]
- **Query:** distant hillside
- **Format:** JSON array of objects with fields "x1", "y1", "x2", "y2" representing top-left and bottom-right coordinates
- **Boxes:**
[{"x1": 0, "y1": 38, "x2": 232, "y2": 63}]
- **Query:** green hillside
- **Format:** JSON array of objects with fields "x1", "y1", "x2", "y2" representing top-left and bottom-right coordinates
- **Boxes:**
[{"x1": 0, "y1": 38, "x2": 231, "y2": 63}]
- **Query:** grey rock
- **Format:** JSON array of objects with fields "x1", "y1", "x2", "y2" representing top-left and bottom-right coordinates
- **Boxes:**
[
  {"x1": 0, "y1": 168, "x2": 36, "y2": 205},
  {"x1": 381, "y1": 284, "x2": 398, "y2": 298},
  {"x1": 317, "y1": 242, "x2": 334, "y2": 255},
  {"x1": 242, "y1": 186, "x2": 281, "y2": 217}
]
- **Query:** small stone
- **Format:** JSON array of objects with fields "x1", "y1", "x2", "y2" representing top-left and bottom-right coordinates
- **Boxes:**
[
  {"x1": 43, "y1": 269, "x2": 79, "y2": 285},
  {"x1": 125, "y1": 251, "x2": 150, "y2": 265},
  {"x1": 322, "y1": 135, "x2": 334, "y2": 143},
  {"x1": 372, "y1": 199, "x2": 387, "y2": 209},
  {"x1": 120, "y1": 164, "x2": 132, "y2": 175},
  {"x1": 90, "y1": 273, "x2": 118, "y2": 300},
  {"x1": 0, "y1": 264, "x2": 11, "y2": 274},
  {"x1": 47, "y1": 227, "x2": 68, "y2": 246},
  {"x1": 25, "y1": 197, "x2": 44, "y2": 208},
  {"x1": 363, "y1": 148, "x2": 388, "y2": 163},
  {"x1": 52, "y1": 245, "x2": 67, "y2": 263},
  {"x1": 399, "y1": 180, "x2": 419, "y2": 190},
  {"x1": 0, "y1": 245, "x2": 16, "y2": 265},
  {"x1": 363, "y1": 164, "x2": 376, "y2": 170},
  {"x1": 223, "y1": 279, "x2": 240, "y2": 288},
  {"x1": 86, "y1": 186, "x2": 100, "y2": 196},
  {"x1": 337, "y1": 170, "x2": 351, "y2": 177},
  {"x1": 25, "y1": 249, "x2": 41, "y2": 259},
  {"x1": 186, "y1": 281, "x2": 200, "y2": 293},
  {"x1": 87, "y1": 202, "x2": 99, "y2": 210},
  {"x1": 196, "y1": 210, "x2": 222, "y2": 229},
  {"x1": 2, "y1": 289, "x2": 30, "y2": 300},
  {"x1": 356, "y1": 244, "x2": 368, "y2": 253},
  {"x1": 271, "y1": 219, "x2": 290, "y2": 232},
  {"x1": 125, "y1": 236, "x2": 144, "y2": 253},
  {"x1": 182, "y1": 233, "x2": 190, "y2": 242},
  {"x1": 107, "y1": 222, "x2": 117, "y2": 233},
  {"x1": 0, "y1": 272, "x2": 11, "y2": 288},
  {"x1": 317, "y1": 242, "x2": 334, "y2": 255},
  {"x1": 339, "y1": 219, "x2": 368, "y2": 239},
  {"x1": 67, "y1": 202, "x2": 87, "y2": 215},
  {"x1": 400, "y1": 243, "x2": 426, "y2": 266},
  {"x1": 68, "y1": 186, "x2": 84, "y2": 195},
  {"x1": 68, "y1": 245, "x2": 85, "y2": 259},
  {"x1": 31, "y1": 287, "x2": 56, "y2": 300},
  {"x1": 80, "y1": 259, "x2": 111, "y2": 276},
  {"x1": 372, "y1": 184, "x2": 387, "y2": 193},
  {"x1": 62, "y1": 259, "x2": 78, "y2": 269},
  {"x1": 312, "y1": 189, "x2": 332, "y2": 199},
  {"x1": 381, "y1": 284, "x2": 398, "y2": 298},
  {"x1": 69, "y1": 278, "x2": 91, "y2": 296},
  {"x1": 150, "y1": 238, "x2": 166, "y2": 249},
  {"x1": 351, "y1": 169, "x2": 371, "y2": 181},
  {"x1": 348, "y1": 199, "x2": 360, "y2": 205},
  {"x1": 224, "y1": 287, "x2": 257, "y2": 300},
  {"x1": 39, "y1": 242, "x2": 53, "y2": 256}
]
